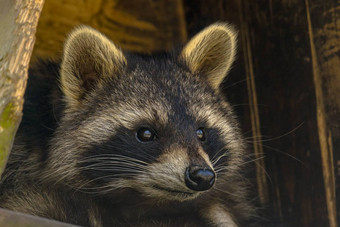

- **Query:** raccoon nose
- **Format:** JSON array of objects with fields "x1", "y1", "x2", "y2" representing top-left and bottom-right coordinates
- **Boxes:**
[{"x1": 185, "y1": 166, "x2": 215, "y2": 191}]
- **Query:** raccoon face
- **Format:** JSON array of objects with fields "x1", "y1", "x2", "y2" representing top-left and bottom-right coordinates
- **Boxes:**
[{"x1": 47, "y1": 23, "x2": 244, "y2": 202}]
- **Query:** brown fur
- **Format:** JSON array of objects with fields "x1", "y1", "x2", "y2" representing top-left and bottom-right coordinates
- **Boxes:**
[{"x1": 0, "y1": 23, "x2": 256, "y2": 226}]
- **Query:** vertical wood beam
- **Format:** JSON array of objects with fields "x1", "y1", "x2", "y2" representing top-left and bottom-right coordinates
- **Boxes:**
[
  {"x1": 305, "y1": 0, "x2": 339, "y2": 226},
  {"x1": 0, "y1": 0, "x2": 44, "y2": 178},
  {"x1": 238, "y1": 0, "x2": 269, "y2": 206},
  {"x1": 237, "y1": 1, "x2": 330, "y2": 226}
]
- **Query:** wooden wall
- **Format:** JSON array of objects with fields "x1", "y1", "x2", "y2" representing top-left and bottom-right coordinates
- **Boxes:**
[
  {"x1": 0, "y1": 0, "x2": 44, "y2": 180},
  {"x1": 30, "y1": 0, "x2": 339, "y2": 226}
]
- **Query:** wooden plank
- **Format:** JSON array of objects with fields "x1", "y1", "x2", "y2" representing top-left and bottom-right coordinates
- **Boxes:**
[
  {"x1": 305, "y1": 0, "x2": 340, "y2": 226},
  {"x1": 238, "y1": 0, "x2": 330, "y2": 226},
  {"x1": 0, "y1": 0, "x2": 44, "y2": 177},
  {"x1": 0, "y1": 208, "x2": 77, "y2": 227},
  {"x1": 237, "y1": 0, "x2": 269, "y2": 206},
  {"x1": 33, "y1": 0, "x2": 187, "y2": 59}
]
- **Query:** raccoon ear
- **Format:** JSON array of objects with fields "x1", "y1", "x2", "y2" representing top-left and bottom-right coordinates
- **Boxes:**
[
  {"x1": 60, "y1": 26, "x2": 126, "y2": 106},
  {"x1": 180, "y1": 23, "x2": 237, "y2": 90}
]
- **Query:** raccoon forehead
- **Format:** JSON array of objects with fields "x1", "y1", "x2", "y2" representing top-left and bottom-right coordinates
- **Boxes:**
[
  {"x1": 111, "y1": 69, "x2": 228, "y2": 129},
  {"x1": 73, "y1": 58, "x2": 233, "y2": 137},
  {"x1": 189, "y1": 102, "x2": 230, "y2": 129},
  {"x1": 74, "y1": 98, "x2": 170, "y2": 144},
  {"x1": 113, "y1": 101, "x2": 170, "y2": 129}
]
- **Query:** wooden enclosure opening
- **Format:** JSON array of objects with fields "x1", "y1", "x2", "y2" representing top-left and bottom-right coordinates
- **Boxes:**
[{"x1": 0, "y1": 0, "x2": 339, "y2": 226}]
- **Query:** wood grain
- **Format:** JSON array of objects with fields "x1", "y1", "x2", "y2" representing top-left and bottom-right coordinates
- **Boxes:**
[
  {"x1": 237, "y1": 1, "x2": 334, "y2": 226},
  {"x1": 32, "y1": 0, "x2": 187, "y2": 59},
  {"x1": 0, "y1": 0, "x2": 44, "y2": 177},
  {"x1": 0, "y1": 208, "x2": 76, "y2": 227},
  {"x1": 238, "y1": 0, "x2": 269, "y2": 205},
  {"x1": 306, "y1": 0, "x2": 340, "y2": 226}
]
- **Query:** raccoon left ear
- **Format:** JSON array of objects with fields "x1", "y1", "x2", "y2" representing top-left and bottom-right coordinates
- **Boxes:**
[
  {"x1": 180, "y1": 23, "x2": 237, "y2": 90},
  {"x1": 60, "y1": 26, "x2": 126, "y2": 107}
]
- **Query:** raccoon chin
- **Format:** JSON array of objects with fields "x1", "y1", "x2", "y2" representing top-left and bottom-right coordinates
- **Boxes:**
[{"x1": 146, "y1": 185, "x2": 201, "y2": 201}]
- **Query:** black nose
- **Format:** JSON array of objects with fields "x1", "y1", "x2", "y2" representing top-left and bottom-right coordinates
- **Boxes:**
[{"x1": 185, "y1": 166, "x2": 215, "y2": 191}]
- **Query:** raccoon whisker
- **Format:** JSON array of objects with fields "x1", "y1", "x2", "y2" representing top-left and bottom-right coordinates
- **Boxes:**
[
  {"x1": 81, "y1": 161, "x2": 147, "y2": 169},
  {"x1": 210, "y1": 147, "x2": 228, "y2": 163},
  {"x1": 73, "y1": 175, "x2": 132, "y2": 192},
  {"x1": 40, "y1": 124, "x2": 55, "y2": 132},
  {"x1": 75, "y1": 175, "x2": 139, "y2": 194},
  {"x1": 214, "y1": 167, "x2": 229, "y2": 175},
  {"x1": 213, "y1": 186, "x2": 248, "y2": 199},
  {"x1": 79, "y1": 169, "x2": 146, "y2": 175},
  {"x1": 253, "y1": 161, "x2": 273, "y2": 186},
  {"x1": 81, "y1": 158, "x2": 149, "y2": 168},
  {"x1": 83, "y1": 188, "x2": 118, "y2": 195},
  {"x1": 94, "y1": 185, "x2": 130, "y2": 195},
  {"x1": 244, "y1": 137, "x2": 279, "y2": 144},
  {"x1": 212, "y1": 156, "x2": 227, "y2": 167},
  {"x1": 213, "y1": 162, "x2": 226, "y2": 169},
  {"x1": 128, "y1": 153, "x2": 157, "y2": 165},
  {"x1": 214, "y1": 155, "x2": 264, "y2": 174},
  {"x1": 82, "y1": 158, "x2": 147, "y2": 164},
  {"x1": 244, "y1": 136, "x2": 269, "y2": 143},
  {"x1": 264, "y1": 122, "x2": 304, "y2": 142},
  {"x1": 212, "y1": 152, "x2": 229, "y2": 166},
  {"x1": 214, "y1": 164, "x2": 235, "y2": 174},
  {"x1": 90, "y1": 143, "x2": 156, "y2": 162},
  {"x1": 222, "y1": 78, "x2": 248, "y2": 90},
  {"x1": 81, "y1": 165, "x2": 146, "y2": 173},
  {"x1": 243, "y1": 142, "x2": 303, "y2": 164},
  {"x1": 244, "y1": 122, "x2": 304, "y2": 143},
  {"x1": 211, "y1": 151, "x2": 224, "y2": 163},
  {"x1": 80, "y1": 162, "x2": 148, "y2": 172},
  {"x1": 214, "y1": 162, "x2": 229, "y2": 170},
  {"x1": 214, "y1": 167, "x2": 228, "y2": 173},
  {"x1": 41, "y1": 163, "x2": 146, "y2": 187},
  {"x1": 73, "y1": 180, "x2": 112, "y2": 192},
  {"x1": 78, "y1": 167, "x2": 147, "y2": 173},
  {"x1": 75, "y1": 184, "x2": 126, "y2": 194},
  {"x1": 80, "y1": 154, "x2": 150, "y2": 165},
  {"x1": 239, "y1": 156, "x2": 266, "y2": 166},
  {"x1": 77, "y1": 162, "x2": 147, "y2": 170},
  {"x1": 261, "y1": 144, "x2": 304, "y2": 165}
]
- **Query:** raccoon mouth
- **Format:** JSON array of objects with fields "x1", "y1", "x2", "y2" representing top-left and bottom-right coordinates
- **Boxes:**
[{"x1": 152, "y1": 185, "x2": 194, "y2": 196}]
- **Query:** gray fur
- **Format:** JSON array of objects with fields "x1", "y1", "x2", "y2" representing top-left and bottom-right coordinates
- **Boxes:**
[{"x1": 0, "y1": 23, "x2": 256, "y2": 226}]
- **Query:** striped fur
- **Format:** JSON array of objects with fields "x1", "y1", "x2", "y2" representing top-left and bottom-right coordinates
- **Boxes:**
[{"x1": 0, "y1": 23, "x2": 256, "y2": 226}]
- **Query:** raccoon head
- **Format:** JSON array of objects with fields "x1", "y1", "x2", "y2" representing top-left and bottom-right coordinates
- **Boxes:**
[{"x1": 47, "y1": 23, "x2": 244, "y2": 202}]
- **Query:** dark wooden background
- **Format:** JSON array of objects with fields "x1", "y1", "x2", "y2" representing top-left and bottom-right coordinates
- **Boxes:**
[{"x1": 30, "y1": 0, "x2": 339, "y2": 226}]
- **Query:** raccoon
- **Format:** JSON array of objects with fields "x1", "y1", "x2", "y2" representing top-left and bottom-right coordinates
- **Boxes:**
[{"x1": 0, "y1": 23, "x2": 255, "y2": 226}]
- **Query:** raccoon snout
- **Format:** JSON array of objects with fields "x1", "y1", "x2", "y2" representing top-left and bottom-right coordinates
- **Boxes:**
[{"x1": 185, "y1": 166, "x2": 215, "y2": 191}]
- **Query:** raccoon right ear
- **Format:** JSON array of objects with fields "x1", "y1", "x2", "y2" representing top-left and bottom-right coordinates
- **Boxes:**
[
  {"x1": 180, "y1": 23, "x2": 237, "y2": 90},
  {"x1": 60, "y1": 26, "x2": 126, "y2": 107}
]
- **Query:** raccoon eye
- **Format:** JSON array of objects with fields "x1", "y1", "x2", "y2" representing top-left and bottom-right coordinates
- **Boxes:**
[
  {"x1": 136, "y1": 127, "x2": 155, "y2": 142},
  {"x1": 196, "y1": 128, "x2": 206, "y2": 141}
]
